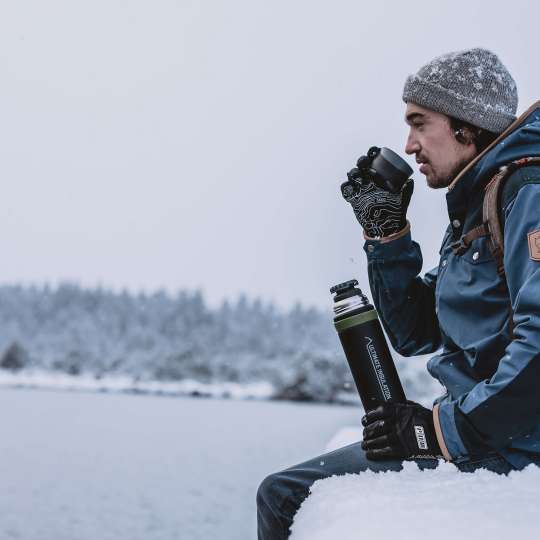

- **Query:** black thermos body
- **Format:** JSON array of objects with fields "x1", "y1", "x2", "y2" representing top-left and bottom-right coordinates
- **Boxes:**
[{"x1": 331, "y1": 279, "x2": 406, "y2": 411}]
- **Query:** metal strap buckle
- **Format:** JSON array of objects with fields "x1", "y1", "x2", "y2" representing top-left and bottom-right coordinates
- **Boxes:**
[{"x1": 451, "y1": 236, "x2": 470, "y2": 256}]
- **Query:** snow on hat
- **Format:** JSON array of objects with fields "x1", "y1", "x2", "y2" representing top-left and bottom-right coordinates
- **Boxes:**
[{"x1": 402, "y1": 48, "x2": 518, "y2": 134}]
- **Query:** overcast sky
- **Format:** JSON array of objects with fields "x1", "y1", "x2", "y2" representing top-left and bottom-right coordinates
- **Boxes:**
[{"x1": 0, "y1": 0, "x2": 538, "y2": 311}]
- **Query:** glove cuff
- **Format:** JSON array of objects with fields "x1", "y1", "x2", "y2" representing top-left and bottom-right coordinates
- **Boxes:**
[
  {"x1": 433, "y1": 403, "x2": 453, "y2": 461},
  {"x1": 363, "y1": 221, "x2": 411, "y2": 243}
]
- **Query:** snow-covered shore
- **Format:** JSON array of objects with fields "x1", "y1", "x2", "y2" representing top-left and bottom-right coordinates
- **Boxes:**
[
  {"x1": 0, "y1": 370, "x2": 276, "y2": 400},
  {"x1": 0, "y1": 369, "x2": 364, "y2": 404}
]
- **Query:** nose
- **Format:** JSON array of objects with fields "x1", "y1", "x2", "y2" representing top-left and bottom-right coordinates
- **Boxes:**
[{"x1": 405, "y1": 129, "x2": 420, "y2": 155}]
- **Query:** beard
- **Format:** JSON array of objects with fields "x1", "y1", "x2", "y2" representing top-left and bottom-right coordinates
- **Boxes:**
[{"x1": 426, "y1": 155, "x2": 474, "y2": 189}]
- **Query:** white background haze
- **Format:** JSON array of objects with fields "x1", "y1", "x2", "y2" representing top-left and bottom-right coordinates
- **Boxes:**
[{"x1": 0, "y1": 0, "x2": 538, "y2": 310}]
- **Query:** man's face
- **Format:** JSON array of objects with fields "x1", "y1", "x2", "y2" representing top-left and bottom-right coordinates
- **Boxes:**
[{"x1": 404, "y1": 103, "x2": 478, "y2": 189}]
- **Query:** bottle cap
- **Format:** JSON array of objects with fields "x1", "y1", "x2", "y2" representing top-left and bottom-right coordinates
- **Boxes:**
[{"x1": 330, "y1": 279, "x2": 359, "y2": 295}]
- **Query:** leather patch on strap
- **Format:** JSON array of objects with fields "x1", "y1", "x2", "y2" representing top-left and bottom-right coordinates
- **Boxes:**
[{"x1": 528, "y1": 229, "x2": 540, "y2": 261}]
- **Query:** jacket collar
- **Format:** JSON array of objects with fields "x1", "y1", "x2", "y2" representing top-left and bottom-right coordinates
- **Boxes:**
[{"x1": 445, "y1": 100, "x2": 540, "y2": 222}]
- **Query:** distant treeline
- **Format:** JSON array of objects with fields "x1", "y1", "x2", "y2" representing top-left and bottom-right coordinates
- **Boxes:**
[{"x1": 0, "y1": 283, "x2": 439, "y2": 402}]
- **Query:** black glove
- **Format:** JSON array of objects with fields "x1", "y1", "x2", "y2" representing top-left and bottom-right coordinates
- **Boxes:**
[
  {"x1": 341, "y1": 148, "x2": 414, "y2": 238},
  {"x1": 361, "y1": 401, "x2": 442, "y2": 460}
]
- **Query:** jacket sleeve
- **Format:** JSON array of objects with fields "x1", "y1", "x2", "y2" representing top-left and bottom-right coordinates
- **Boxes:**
[
  {"x1": 435, "y1": 183, "x2": 540, "y2": 460},
  {"x1": 363, "y1": 221, "x2": 442, "y2": 357}
]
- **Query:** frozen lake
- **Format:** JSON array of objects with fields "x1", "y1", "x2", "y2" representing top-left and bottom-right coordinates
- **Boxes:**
[{"x1": 0, "y1": 388, "x2": 359, "y2": 540}]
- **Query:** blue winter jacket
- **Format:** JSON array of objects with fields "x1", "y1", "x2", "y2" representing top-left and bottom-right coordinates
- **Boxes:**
[{"x1": 364, "y1": 102, "x2": 540, "y2": 469}]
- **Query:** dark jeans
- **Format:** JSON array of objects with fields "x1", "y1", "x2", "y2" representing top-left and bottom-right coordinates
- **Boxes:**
[{"x1": 256, "y1": 441, "x2": 515, "y2": 540}]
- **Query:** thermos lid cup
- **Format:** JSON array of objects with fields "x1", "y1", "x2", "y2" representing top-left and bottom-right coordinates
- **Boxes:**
[{"x1": 371, "y1": 147, "x2": 413, "y2": 193}]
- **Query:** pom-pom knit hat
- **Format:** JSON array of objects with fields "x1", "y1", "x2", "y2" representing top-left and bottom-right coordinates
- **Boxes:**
[{"x1": 402, "y1": 48, "x2": 518, "y2": 134}]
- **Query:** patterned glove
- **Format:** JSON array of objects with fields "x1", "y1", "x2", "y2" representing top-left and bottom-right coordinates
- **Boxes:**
[
  {"x1": 361, "y1": 401, "x2": 442, "y2": 460},
  {"x1": 341, "y1": 149, "x2": 414, "y2": 238}
]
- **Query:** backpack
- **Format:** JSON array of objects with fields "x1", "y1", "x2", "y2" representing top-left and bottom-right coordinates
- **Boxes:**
[
  {"x1": 450, "y1": 157, "x2": 540, "y2": 337},
  {"x1": 450, "y1": 157, "x2": 540, "y2": 274}
]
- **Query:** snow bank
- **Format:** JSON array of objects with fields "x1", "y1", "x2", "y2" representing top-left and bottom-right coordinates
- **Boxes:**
[{"x1": 290, "y1": 459, "x2": 540, "y2": 540}]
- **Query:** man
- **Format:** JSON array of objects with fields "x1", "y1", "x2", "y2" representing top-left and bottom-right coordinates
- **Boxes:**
[{"x1": 256, "y1": 47, "x2": 540, "y2": 540}]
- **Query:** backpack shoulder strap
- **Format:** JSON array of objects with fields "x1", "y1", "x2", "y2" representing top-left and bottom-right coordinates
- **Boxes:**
[
  {"x1": 483, "y1": 157, "x2": 540, "y2": 276},
  {"x1": 483, "y1": 157, "x2": 540, "y2": 341},
  {"x1": 500, "y1": 164, "x2": 540, "y2": 214}
]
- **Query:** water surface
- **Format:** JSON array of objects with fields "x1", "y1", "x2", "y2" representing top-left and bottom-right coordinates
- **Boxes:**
[{"x1": 0, "y1": 388, "x2": 359, "y2": 539}]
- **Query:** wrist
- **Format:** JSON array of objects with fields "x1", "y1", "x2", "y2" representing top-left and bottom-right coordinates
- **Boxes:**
[{"x1": 364, "y1": 221, "x2": 411, "y2": 243}]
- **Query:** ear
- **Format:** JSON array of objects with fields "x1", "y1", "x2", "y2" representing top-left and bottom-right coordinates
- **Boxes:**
[{"x1": 454, "y1": 127, "x2": 475, "y2": 146}]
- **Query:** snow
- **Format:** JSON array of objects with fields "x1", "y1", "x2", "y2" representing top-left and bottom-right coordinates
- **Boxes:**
[
  {"x1": 291, "y1": 438, "x2": 540, "y2": 540},
  {"x1": 472, "y1": 65, "x2": 484, "y2": 79}
]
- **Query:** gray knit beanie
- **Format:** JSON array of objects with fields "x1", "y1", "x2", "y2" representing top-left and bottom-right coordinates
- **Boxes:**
[{"x1": 402, "y1": 48, "x2": 518, "y2": 134}]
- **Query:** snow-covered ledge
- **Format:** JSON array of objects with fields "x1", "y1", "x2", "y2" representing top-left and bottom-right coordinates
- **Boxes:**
[{"x1": 290, "y1": 427, "x2": 540, "y2": 540}]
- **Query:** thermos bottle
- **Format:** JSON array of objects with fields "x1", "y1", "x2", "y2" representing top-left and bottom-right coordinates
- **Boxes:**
[{"x1": 331, "y1": 279, "x2": 406, "y2": 411}]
